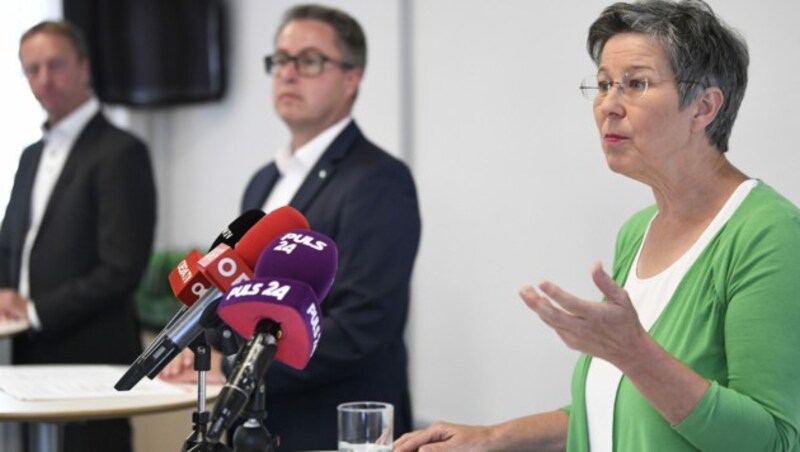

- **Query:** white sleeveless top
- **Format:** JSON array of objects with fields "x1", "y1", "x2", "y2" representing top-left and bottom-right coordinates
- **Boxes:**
[{"x1": 585, "y1": 179, "x2": 757, "y2": 452}]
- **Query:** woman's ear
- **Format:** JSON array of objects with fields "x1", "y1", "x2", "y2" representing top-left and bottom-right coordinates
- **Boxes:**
[{"x1": 691, "y1": 87, "x2": 724, "y2": 133}]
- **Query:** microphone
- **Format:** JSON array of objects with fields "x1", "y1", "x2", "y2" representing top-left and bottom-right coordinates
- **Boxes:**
[
  {"x1": 254, "y1": 230, "x2": 338, "y2": 300},
  {"x1": 137, "y1": 210, "x2": 267, "y2": 361},
  {"x1": 115, "y1": 207, "x2": 309, "y2": 391},
  {"x1": 170, "y1": 209, "x2": 266, "y2": 308},
  {"x1": 209, "y1": 209, "x2": 265, "y2": 250},
  {"x1": 220, "y1": 229, "x2": 338, "y2": 365},
  {"x1": 167, "y1": 249, "x2": 211, "y2": 308},
  {"x1": 207, "y1": 230, "x2": 338, "y2": 440}
]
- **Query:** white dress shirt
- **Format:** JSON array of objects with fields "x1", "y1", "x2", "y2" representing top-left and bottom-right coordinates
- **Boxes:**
[
  {"x1": 262, "y1": 116, "x2": 351, "y2": 214},
  {"x1": 19, "y1": 97, "x2": 100, "y2": 330}
]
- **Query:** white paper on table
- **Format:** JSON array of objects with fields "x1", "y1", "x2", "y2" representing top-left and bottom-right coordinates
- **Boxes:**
[
  {"x1": 0, "y1": 365, "x2": 186, "y2": 401},
  {"x1": 0, "y1": 319, "x2": 29, "y2": 336}
]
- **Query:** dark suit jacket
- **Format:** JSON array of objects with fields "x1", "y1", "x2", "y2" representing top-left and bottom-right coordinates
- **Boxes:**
[
  {"x1": 242, "y1": 121, "x2": 421, "y2": 450},
  {"x1": 0, "y1": 112, "x2": 156, "y2": 365}
]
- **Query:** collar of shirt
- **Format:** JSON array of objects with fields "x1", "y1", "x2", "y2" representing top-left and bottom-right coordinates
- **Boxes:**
[
  {"x1": 274, "y1": 116, "x2": 352, "y2": 177},
  {"x1": 41, "y1": 97, "x2": 101, "y2": 153}
]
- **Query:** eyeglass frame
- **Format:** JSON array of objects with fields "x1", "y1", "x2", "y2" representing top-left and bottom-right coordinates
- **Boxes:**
[
  {"x1": 264, "y1": 50, "x2": 356, "y2": 77},
  {"x1": 579, "y1": 72, "x2": 701, "y2": 102}
]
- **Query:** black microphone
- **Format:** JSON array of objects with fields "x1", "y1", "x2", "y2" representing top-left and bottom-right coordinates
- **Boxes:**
[{"x1": 209, "y1": 209, "x2": 265, "y2": 250}]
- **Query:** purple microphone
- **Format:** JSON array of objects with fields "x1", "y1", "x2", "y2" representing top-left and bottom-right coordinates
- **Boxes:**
[
  {"x1": 255, "y1": 229, "x2": 338, "y2": 300},
  {"x1": 217, "y1": 229, "x2": 338, "y2": 368},
  {"x1": 209, "y1": 229, "x2": 337, "y2": 441}
]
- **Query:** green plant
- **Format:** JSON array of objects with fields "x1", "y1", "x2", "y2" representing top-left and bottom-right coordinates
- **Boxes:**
[{"x1": 135, "y1": 249, "x2": 195, "y2": 330}]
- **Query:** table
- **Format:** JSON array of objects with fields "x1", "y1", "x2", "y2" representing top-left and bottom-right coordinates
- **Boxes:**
[{"x1": 0, "y1": 365, "x2": 221, "y2": 452}]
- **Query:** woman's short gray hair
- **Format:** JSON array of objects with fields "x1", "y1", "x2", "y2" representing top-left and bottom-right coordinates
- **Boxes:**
[{"x1": 587, "y1": 0, "x2": 749, "y2": 152}]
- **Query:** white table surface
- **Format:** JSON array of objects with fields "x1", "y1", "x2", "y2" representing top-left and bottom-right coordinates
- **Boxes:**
[{"x1": 0, "y1": 365, "x2": 220, "y2": 422}]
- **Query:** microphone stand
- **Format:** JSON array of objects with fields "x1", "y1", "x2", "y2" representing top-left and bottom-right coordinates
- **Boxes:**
[
  {"x1": 232, "y1": 379, "x2": 277, "y2": 452},
  {"x1": 183, "y1": 334, "x2": 232, "y2": 452}
]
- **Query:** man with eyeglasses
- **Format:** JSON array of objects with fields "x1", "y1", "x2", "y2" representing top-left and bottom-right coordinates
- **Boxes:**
[{"x1": 243, "y1": 5, "x2": 421, "y2": 450}]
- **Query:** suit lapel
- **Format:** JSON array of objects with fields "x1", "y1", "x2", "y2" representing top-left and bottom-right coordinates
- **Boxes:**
[
  {"x1": 290, "y1": 121, "x2": 362, "y2": 212},
  {"x1": 37, "y1": 114, "x2": 104, "y2": 236},
  {"x1": 17, "y1": 143, "x2": 45, "y2": 238},
  {"x1": 244, "y1": 164, "x2": 280, "y2": 211},
  {"x1": 7, "y1": 142, "x2": 45, "y2": 284}
]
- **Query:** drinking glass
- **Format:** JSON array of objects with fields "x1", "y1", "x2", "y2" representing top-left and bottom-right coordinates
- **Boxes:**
[{"x1": 337, "y1": 401, "x2": 393, "y2": 451}]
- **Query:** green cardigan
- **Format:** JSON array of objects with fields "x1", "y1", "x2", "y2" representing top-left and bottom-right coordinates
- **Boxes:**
[{"x1": 564, "y1": 182, "x2": 800, "y2": 451}]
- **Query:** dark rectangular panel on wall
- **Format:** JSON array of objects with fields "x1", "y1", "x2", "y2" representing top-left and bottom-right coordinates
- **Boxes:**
[{"x1": 64, "y1": 0, "x2": 226, "y2": 106}]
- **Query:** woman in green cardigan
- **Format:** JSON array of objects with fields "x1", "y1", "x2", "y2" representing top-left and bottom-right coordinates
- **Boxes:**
[{"x1": 395, "y1": 1, "x2": 800, "y2": 451}]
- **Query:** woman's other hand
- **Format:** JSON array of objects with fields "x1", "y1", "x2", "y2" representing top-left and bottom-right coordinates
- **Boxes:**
[{"x1": 520, "y1": 261, "x2": 648, "y2": 371}]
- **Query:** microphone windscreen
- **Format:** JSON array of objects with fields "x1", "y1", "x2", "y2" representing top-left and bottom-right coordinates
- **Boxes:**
[
  {"x1": 219, "y1": 277, "x2": 321, "y2": 369},
  {"x1": 168, "y1": 249, "x2": 213, "y2": 306},
  {"x1": 208, "y1": 209, "x2": 265, "y2": 251},
  {"x1": 235, "y1": 206, "x2": 310, "y2": 269},
  {"x1": 198, "y1": 244, "x2": 253, "y2": 291},
  {"x1": 255, "y1": 229, "x2": 338, "y2": 301},
  {"x1": 168, "y1": 210, "x2": 267, "y2": 307}
]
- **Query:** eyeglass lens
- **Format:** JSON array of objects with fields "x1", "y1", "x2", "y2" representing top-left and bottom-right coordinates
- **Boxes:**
[
  {"x1": 580, "y1": 74, "x2": 650, "y2": 101},
  {"x1": 266, "y1": 50, "x2": 327, "y2": 77}
]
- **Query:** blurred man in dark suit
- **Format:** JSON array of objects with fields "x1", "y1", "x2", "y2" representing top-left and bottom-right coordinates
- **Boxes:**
[
  {"x1": 240, "y1": 6, "x2": 421, "y2": 448},
  {"x1": 0, "y1": 20, "x2": 156, "y2": 452},
  {"x1": 160, "y1": 5, "x2": 420, "y2": 449}
]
